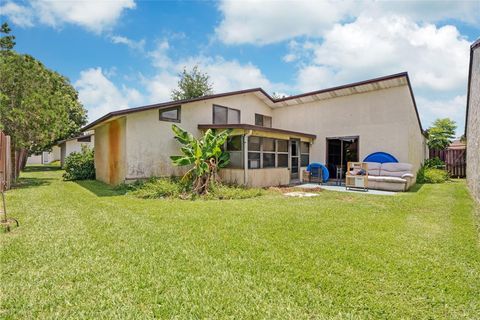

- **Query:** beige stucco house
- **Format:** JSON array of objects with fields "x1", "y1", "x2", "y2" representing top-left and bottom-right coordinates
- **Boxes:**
[
  {"x1": 82, "y1": 72, "x2": 426, "y2": 187},
  {"x1": 58, "y1": 132, "x2": 94, "y2": 167},
  {"x1": 465, "y1": 39, "x2": 480, "y2": 203}
]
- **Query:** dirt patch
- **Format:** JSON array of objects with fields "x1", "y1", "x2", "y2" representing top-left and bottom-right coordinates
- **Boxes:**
[{"x1": 268, "y1": 186, "x2": 324, "y2": 194}]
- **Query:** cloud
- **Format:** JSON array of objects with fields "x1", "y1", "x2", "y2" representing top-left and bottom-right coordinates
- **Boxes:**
[
  {"x1": 143, "y1": 40, "x2": 288, "y2": 102},
  {"x1": 0, "y1": 0, "x2": 136, "y2": 33},
  {"x1": 75, "y1": 67, "x2": 143, "y2": 121},
  {"x1": 417, "y1": 95, "x2": 467, "y2": 133},
  {"x1": 148, "y1": 40, "x2": 172, "y2": 69},
  {"x1": 110, "y1": 35, "x2": 145, "y2": 51},
  {"x1": 0, "y1": 2, "x2": 34, "y2": 27},
  {"x1": 215, "y1": 0, "x2": 479, "y2": 45},
  {"x1": 216, "y1": 0, "x2": 352, "y2": 45},
  {"x1": 294, "y1": 15, "x2": 470, "y2": 93}
]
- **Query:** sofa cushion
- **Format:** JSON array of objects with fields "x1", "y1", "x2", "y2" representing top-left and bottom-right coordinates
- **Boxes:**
[
  {"x1": 364, "y1": 162, "x2": 381, "y2": 176},
  {"x1": 368, "y1": 175, "x2": 407, "y2": 183},
  {"x1": 379, "y1": 163, "x2": 413, "y2": 177}
]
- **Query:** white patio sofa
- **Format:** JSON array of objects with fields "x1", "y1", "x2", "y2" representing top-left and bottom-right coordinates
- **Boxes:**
[{"x1": 364, "y1": 162, "x2": 415, "y2": 192}]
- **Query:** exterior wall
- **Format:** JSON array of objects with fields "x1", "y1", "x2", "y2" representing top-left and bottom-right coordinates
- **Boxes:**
[
  {"x1": 466, "y1": 44, "x2": 480, "y2": 203},
  {"x1": 92, "y1": 82, "x2": 424, "y2": 186},
  {"x1": 26, "y1": 146, "x2": 61, "y2": 165},
  {"x1": 60, "y1": 138, "x2": 94, "y2": 166},
  {"x1": 220, "y1": 168, "x2": 290, "y2": 187},
  {"x1": 124, "y1": 93, "x2": 272, "y2": 180},
  {"x1": 94, "y1": 118, "x2": 126, "y2": 185},
  {"x1": 272, "y1": 85, "x2": 426, "y2": 175}
]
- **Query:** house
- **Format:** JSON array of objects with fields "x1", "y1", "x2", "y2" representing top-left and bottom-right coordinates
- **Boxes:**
[
  {"x1": 465, "y1": 38, "x2": 480, "y2": 203},
  {"x1": 82, "y1": 72, "x2": 426, "y2": 187},
  {"x1": 26, "y1": 146, "x2": 61, "y2": 165},
  {"x1": 57, "y1": 132, "x2": 94, "y2": 166},
  {"x1": 447, "y1": 139, "x2": 466, "y2": 150}
]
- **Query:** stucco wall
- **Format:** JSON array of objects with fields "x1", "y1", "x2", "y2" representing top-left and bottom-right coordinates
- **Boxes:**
[
  {"x1": 60, "y1": 138, "x2": 94, "y2": 166},
  {"x1": 220, "y1": 168, "x2": 290, "y2": 187},
  {"x1": 27, "y1": 146, "x2": 61, "y2": 165},
  {"x1": 467, "y1": 45, "x2": 480, "y2": 203},
  {"x1": 124, "y1": 93, "x2": 272, "y2": 180},
  {"x1": 94, "y1": 118, "x2": 126, "y2": 185},
  {"x1": 272, "y1": 85, "x2": 425, "y2": 174}
]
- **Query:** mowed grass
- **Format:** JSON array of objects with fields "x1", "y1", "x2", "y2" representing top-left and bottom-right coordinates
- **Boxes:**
[{"x1": 1, "y1": 166, "x2": 479, "y2": 319}]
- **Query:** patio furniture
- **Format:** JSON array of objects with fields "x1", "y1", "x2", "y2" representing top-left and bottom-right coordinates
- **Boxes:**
[
  {"x1": 335, "y1": 165, "x2": 343, "y2": 186},
  {"x1": 306, "y1": 163, "x2": 329, "y2": 184},
  {"x1": 363, "y1": 162, "x2": 414, "y2": 191},
  {"x1": 345, "y1": 162, "x2": 368, "y2": 191}
]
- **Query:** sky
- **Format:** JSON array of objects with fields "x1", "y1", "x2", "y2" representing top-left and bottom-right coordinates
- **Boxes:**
[{"x1": 1, "y1": 0, "x2": 479, "y2": 135}]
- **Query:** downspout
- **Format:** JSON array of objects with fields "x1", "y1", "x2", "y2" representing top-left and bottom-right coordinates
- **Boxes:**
[{"x1": 243, "y1": 131, "x2": 252, "y2": 186}]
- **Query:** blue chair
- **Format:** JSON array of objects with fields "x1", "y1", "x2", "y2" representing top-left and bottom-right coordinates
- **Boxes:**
[{"x1": 306, "y1": 163, "x2": 329, "y2": 184}]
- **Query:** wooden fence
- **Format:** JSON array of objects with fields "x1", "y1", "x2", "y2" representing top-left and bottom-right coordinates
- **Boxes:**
[
  {"x1": 0, "y1": 131, "x2": 12, "y2": 191},
  {"x1": 429, "y1": 148, "x2": 466, "y2": 178}
]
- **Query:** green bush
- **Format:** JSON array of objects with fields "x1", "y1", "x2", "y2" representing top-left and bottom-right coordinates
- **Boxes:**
[
  {"x1": 63, "y1": 146, "x2": 95, "y2": 180},
  {"x1": 126, "y1": 178, "x2": 263, "y2": 200},
  {"x1": 417, "y1": 167, "x2": 449, "y2": 184},
  {"x1": 424, "y1": 157, "x2": 445, "y2": 169}
]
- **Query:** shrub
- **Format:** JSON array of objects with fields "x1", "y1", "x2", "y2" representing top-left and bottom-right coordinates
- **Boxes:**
[
  {"x1": 424, "y1": 157, "x2": 445, "y2": 169},
  {"x1": 126, "y1": 177, "x2": 263, "y2": 200},
  {"x1": 63, "y1": 146, "x2": 95, "y2": 180},
  {"x1": 417, "y1": 167, "x2": 449, "y2": 184}
]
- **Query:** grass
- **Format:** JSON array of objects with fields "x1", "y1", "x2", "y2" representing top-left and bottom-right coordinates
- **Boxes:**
[{"x1": 1, "y1": 165, "x2": 479, "y2": 319}]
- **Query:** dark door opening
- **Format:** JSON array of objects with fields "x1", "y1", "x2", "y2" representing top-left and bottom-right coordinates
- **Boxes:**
[
  {"x1": 326, "y1": 137, "x2": 359, "y2": 179},
  {"x1": 290, "y1": 139, "x2": 300, "y2": 180}
]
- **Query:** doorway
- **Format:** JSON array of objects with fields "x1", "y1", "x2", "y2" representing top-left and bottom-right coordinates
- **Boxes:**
[
  {"x1": 290, "y1": 139, "x2": 300, "y2": 180},
  {"x1": 326, "y1": 137, "x2": 359, "y2": 179}
]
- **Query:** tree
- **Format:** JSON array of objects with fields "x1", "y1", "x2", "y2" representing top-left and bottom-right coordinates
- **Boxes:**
[
  {"x1": 170, "y1": 124, "x2": 231, "y2": 194},
  {"x1": 171, "y1": 65, "x2": 213, "y2": 101},
  {"x1": 271, "y1": 92, "x2": 288, "y2": 99},
  {"x1": 0, "y1": 24, "x2": 87, "y2": 180},
  {"x1": 0, "y1": 23, "x2": 15, "y2": 51},
  {"x1": 427, "y1": 118, "x2": 457, "y2": 150}
]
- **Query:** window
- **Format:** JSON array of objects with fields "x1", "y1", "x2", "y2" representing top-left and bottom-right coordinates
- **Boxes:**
[
  {"x1": 300, "y1": 141, "x2": 310, "y2": 167},
  {"x1": 248, "y1": 137, "x2": 289, "y2": 169},
  {"x1": 213, "y1": 105, "x2": 240, "y2": 124},
  {"x1": 159, "y1": 106, "x2": 181, "y2": 122},
  {"x1": 255, "y1": 113, "x2": 272, "y2": 127},
  {"x1": 226, "y1": 135, "x2": 243, "y2": 168}
]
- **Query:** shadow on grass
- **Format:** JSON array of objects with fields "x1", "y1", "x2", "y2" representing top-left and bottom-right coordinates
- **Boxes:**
[
  {"x1": 13, "y1": 177, "x2": 55, "y2": 189},
  {"x1": 23, "y1": 165, "x2": 62, "y2": 172},
  {"x1": 407, "y1": 183, "x2": 424, "y2": 193},
  {"x1": 75, "y1": 180, "x2": 127, "y2": 197}
]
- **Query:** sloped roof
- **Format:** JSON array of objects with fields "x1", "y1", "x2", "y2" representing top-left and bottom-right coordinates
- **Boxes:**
[{"x1": 82, "y1": 72, "x2": 423, "y2": 134}]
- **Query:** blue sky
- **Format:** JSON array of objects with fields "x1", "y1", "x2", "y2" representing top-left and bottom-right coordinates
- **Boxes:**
[{"x1": 1, "y1": 0, "x2": 479, "y2": 135}]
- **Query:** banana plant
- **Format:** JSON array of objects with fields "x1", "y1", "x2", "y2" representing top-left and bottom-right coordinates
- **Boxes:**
[{"x1": 170, "y1": 124, "x2": 232, "y2": 194}]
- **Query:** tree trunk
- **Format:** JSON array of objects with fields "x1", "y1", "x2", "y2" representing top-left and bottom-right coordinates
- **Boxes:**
[
  {"x1": 19, "y1": 148, "x2": 28, "y2": 171},
  {"x1": 10, "y1": 141, "x2": 17, "y2": 182}
]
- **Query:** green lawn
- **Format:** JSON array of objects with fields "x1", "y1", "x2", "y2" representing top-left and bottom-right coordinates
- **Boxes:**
[{"x1": 1, "y1": 166, "x2": 479, "y2": 319}]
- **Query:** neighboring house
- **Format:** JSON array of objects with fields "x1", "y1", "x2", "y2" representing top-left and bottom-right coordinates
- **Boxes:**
[
  {"x1": 465, "y1": 38, "x2": 480, "y2": 203},
  {"x1": 447, "y1": 139, "x2": 466, "y2": 150},
  {"x1": 58, "y1": 133, "x2": 94, "y2": 166},
  {"x1": 82, "y1": 72, "x2": 426, "y2": 187},
  {"x1": 26, "y1": 146, "x2": 61, "y2": 165}
]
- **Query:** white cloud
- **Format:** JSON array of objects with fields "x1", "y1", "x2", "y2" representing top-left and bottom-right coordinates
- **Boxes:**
[
  {"x1": 110, "y1": 35, "x2": 145, "y2": 51},
  {"x1": 216, "y1": 0, "x2": 353, "y2": 45},
  {"x1": 417, "y1": 95, "x2": 467, "y2": 132},
  {"x1": 294, "y1": 15, "x2": 471, "y2": 93},
  {"x1": 216, "y1": 0, "x2": 479, "y2": 45},
  {"x1": 0, "y1": 2, "x2": 34, "y2": 27},
  {"x1": 75, "y1": 67, "x2": 143, "y2": 121},
  {"x1": 0, "y1": 0, "x2": 135, "y2": 33},
  {"x1": 143, "y1": 39, "x2": 288, "y2": 102},
  {"x1": 148, "y1": 40, "x2": 172, "y2": 69}
]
